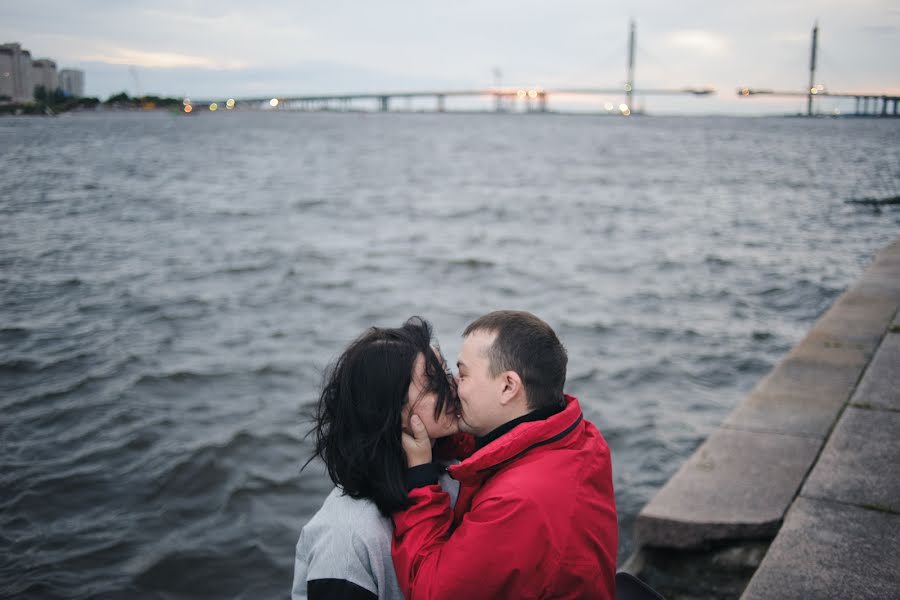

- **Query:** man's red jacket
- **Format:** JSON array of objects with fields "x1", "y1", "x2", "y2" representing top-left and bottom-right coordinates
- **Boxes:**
[{"x1": 392, "y1": 395, "x2": 617, "y2": 599}]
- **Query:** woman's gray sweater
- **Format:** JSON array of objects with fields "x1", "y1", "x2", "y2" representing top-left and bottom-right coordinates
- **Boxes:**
[{"x1": 292, "y1": 471, "x2": 459, "y2": 600}]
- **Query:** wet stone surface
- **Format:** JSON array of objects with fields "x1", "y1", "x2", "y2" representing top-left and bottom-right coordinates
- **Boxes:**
[
  {"x1": 635, "y1": 427, "x2": 821, "y2": 549},
  {"x1": 802, "y1": 406, "x2": 900, "y2": 513},
  {"x1": 741, "y1": 497, "x2": 900, "y2": 600},
  {"x1": 722, "y1": 356, "x2": 860, "y2": 438},
  {"x1": 850, "y1": 332, "x2": 900, "y2": 411}
]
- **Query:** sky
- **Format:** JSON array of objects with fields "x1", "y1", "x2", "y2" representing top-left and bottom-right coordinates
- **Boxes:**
[{"x1": 3, "y1": 0, "x2": 899, "y2": 115}]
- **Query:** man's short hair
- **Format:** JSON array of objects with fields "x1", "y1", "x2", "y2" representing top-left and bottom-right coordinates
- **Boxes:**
[{"x1": 464, "y1": 310, "x2": 567, "y2": 410}]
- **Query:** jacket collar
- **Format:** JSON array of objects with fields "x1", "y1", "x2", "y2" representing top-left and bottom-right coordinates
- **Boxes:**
[
  {"x1": 474, "y1": 402, "x2": 565, "y2": 450},
  {"x1": 450, "y1": 394, "x2": 584, "y2": 481}
]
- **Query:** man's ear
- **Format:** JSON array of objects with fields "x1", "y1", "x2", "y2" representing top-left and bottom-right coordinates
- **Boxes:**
[{"x1": 498, "y1": 371, "x2": 524, "y2": 406}]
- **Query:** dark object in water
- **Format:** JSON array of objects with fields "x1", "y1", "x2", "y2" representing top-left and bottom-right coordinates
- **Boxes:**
[{"x1": 845, "y1": 196, "x2": 900, "y2": 206}]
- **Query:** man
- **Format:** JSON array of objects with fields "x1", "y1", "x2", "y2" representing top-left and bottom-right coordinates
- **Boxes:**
[{"x1": 393, "y1": 310, "x2": 617, "y2": 599}]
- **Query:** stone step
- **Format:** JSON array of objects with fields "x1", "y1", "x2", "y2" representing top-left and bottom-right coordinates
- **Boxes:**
[
  {"x1": 740, "y1": 497, "x2": 900, "y2": 600},
  {"x1": 633, "y1": 238, "x2": 900, "y2": 557}
]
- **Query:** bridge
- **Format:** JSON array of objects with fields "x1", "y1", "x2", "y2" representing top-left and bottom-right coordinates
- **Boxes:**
[
  {"x1": 188, "y1": 21, "x2": 714, "y2": 116},
  {"x1": 738, "y1": 22, "x2": 899, "y2": 117},
  {"x1": 191, "y1": 85, "x2": 715, "y2": 114},
  {"x1": 738, "y1": 87, "x2": 900, "y2": 117}
]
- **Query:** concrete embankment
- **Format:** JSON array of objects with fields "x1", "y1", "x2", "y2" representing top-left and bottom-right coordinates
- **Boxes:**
[{"x1": 625, "y1": 238, "x2": 900, "y2": 599}]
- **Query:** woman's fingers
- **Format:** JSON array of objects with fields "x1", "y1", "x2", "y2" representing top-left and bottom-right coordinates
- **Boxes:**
[
  {"x1": 402, "y1": 414, "x2": 433, "y2": 467},
  {"x1": 409, "y1": 414, "x2": 427, "y2": 439}
]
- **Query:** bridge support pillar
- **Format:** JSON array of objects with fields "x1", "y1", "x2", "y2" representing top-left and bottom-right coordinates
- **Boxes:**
[
  {"x1": 538, "y1": 92, "x2": 547, "y2": 112},
  {"x1": 881, "y1": 96, "x2": 888, "y2": 116},
  {"x1": 379, "y1": 96, "x2": 390, "y2": 112},
  {"x1": 437, "y1": 94, "x2": 445, "y2": 112}
]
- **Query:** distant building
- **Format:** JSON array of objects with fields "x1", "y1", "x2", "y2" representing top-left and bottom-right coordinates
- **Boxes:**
[
  {"x1": 0, "y1": 50, "x2": 12, "y2": 100},
  {"x1": 32, "y1": 58, "x2": 58, "y2": 95},
  {"x1": 59, "y1": 69, "x2": 85, "y2": 97},
  {"x1": 0, "y1": 42, "x2": 34, "y2": 102}
]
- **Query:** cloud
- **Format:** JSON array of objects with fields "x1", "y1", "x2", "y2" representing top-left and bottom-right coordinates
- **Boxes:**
[
  {"x1": 860, "y1": 25, "x2": 899, "y2": 35},
  {"x1": 74, "y1": 47, "x2": 248, "y2": 70},
  {"x1": 772, "y1": 32, "x2": 810, "y2": 44},
  {"x1": 665, "y1": 31, "x2": 728, "y2": 53}
]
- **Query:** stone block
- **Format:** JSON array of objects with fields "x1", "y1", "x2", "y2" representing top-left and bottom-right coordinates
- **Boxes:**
[
  {"x1": 813, "y1": 290, "x2": 898, "y2": 345},
  {"x1": 873, "y1": 239, "x2": 900, "y2": 263},
  {"x1": 854, "y1": 275, "x2": 900, "y2": 299},
  {"x1": 855, "y1": 249, "x2": 900, "y2": 300},
  {"x1": 723, "y1": 357, "x2": 861, "y2": 437},
  {"x1": 787, "y1": 328, "x2": 873, "y2": 368},
  {"x1": 635, "y1": 428, "x2": 822, "y2": 549},
  {"x1": 851, "y1": 333, "x2": 900, "y2": 411},
  {"x1": 801, "y1": 406, "x2": 900, "y2": 512},
  {"x1": 863, "y1": 252, "x2": 900, "y2": 271},
  {"x1": 740, "y1": 497, "x2": 900, "y2": 600}
]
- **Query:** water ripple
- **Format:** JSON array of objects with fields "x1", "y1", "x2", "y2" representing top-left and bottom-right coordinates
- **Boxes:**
[{"x1": 1, "y1": 112, "x2": 898, "y2": 596}]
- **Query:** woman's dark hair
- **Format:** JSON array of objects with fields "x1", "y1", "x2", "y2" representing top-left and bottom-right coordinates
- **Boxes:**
[{"x1": 305, "y1": 316, "x2": 458, "y2": 516}]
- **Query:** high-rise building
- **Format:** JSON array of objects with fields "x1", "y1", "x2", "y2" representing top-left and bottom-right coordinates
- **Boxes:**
[
  {"x1": 32, "y1": 58, "x2": 58, "y2": 95},
  {"x1": 59, "y1": 69, "x2": 85, "y2": 97},
  {"x1": 0, "y1": 50, "x2": 12, "y2": 100},
  {"x1": 0, "y1": 49, "x2": 11, "y2": 100},
  {"x1": 0, "y1": 42, "x2": 34, "y2": 102}
]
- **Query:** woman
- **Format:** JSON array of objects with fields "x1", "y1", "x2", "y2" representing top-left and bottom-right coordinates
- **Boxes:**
[{"x1": 292, "y1": 317, "x2": 464, "y2": 600}]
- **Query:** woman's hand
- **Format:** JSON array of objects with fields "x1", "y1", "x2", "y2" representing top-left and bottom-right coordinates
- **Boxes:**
[{"x1": 401, "y1": 414, "x2": 433, "y2": 467}]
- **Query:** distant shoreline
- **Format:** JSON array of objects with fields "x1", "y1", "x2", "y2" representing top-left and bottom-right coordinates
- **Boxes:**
[{"x1": 3, "y1": 107, "x2": 898, "y2": 119}]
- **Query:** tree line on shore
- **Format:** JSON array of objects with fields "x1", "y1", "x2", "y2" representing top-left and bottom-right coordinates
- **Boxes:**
[{"x1": 0, "y1": 87, "x2": 185, "y2": 115}]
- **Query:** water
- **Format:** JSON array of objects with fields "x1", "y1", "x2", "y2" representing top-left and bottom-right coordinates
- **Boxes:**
[{"x1": 2, "y1": 111, "x2": 898, "y2": 598}]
